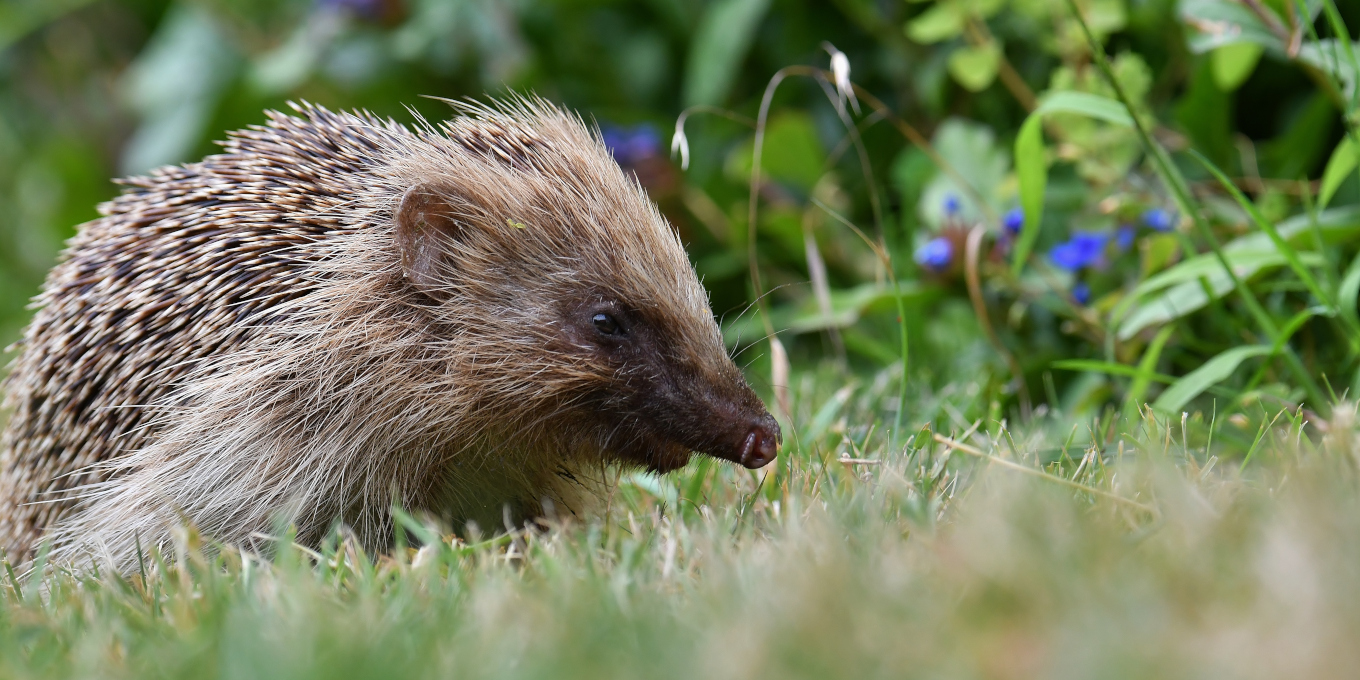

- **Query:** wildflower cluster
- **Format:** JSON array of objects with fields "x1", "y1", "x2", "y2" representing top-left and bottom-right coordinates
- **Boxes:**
[
  {"x1": 915, "y1": 194, "x2": 964, "y2": 274},
  {"x1": 1045, "y1": 205, "x2": 1177, "y2": 306},
  {"x1": 911, "y1": 190, "x2": 1182, "y2": 309},
  {"x1": 602, "y1": 124, "x2": 662, "y2": 166}
]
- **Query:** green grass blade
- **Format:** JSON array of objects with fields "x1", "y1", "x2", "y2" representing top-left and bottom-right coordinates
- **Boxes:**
[
  {"x1": 1050, "y1": 359, "x2": 1177, "y2": 384},
  {"x1": 1152, "y1": 344, "x2": 1275, "y2": 415},
  {"x1": 1341, "y1": 251, "x2": 1360, "y2": 328},
  {"x1": 681, "y1": 457, "x2": 712, "y2": 511},
  {"x1": 1320, "y1": 0, "x2": 1360, "y2": 109},
  {"x1": 1189, "y1": 150, "x2": 1336, "y2": 312},
  {"x1": 802, "y1": 384, "x2": 855, "y2": 443},
  {"x1": 1319, "y1": 136, "x2": 1358, "y2": 211},
  {"x1": 1124, "y1": 325, "x2": 1176, "y2": 417},
  {"x1": 1033, "y1": 90, "x2": 1135, "y2": 125},
  {"x1": 1243, "y1": 307, "x2": 1324, "y2": 393},
  {"x1": 1012, "y1": 115, "x2": 1045, "y2": 276},
  {"x1": 391, "y1": 505, "x2": 440, "y2": 547},
  {"x1": 3, "y1": 561, "x2": 21, "y2": 604}
]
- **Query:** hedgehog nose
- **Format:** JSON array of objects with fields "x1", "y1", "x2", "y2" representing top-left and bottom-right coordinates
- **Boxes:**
[{"x1": 738, "y1": 414, "x2": 781, "y2": 469}]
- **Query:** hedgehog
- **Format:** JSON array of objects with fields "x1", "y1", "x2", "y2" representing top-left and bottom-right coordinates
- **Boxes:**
[{"x1": 0, "y1": 97, "x2": 780, "y2": 571}]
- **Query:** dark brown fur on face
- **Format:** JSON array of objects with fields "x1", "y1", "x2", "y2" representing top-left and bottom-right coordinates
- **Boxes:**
[{"x1": 0, "y1": 97, "x2": 779, "y2": 571}]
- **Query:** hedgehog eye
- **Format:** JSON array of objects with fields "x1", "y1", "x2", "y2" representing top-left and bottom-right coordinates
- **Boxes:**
[{"x1": 592, "y1": 312, "x2": 623, "y2": 336}]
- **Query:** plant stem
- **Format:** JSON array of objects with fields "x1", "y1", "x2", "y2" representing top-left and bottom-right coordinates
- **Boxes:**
[{"x1": 964, "y1": 17, "x2": 1037, "y2": 111}]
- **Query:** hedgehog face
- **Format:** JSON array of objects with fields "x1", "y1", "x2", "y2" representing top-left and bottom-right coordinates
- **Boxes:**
[
  {"x1": 390, "y1": 102, "x2": 779, "y2": 475},
  {"x1": 393, "y1": 185, "x2": 778, "y2": 474},
  {"x1": 556, "y1": 292, "x2": 781, "y2": 474}
]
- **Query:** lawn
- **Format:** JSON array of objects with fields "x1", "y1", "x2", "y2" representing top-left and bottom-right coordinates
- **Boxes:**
[
  {"x1": 5, "y1": 370, "x2": 1360, "y2": 678},
  {"x1": 4, "y1": 0, "x2": 1360, "y2": 676}
]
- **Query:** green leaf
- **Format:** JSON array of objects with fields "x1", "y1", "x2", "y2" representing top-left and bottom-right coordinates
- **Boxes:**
[
  {"x1": 1140, "y1": 234, "x2": 1181, "y2": 279},
  {"x1": 724, "y1": 112, "x2": 826, "y2": 190},
  {"x1": 682, "y1": 0, "x2": 771, "y2": 106},
  {"x1": 1211, "y1": 42, "x2": 1263, "y2": 91},
  {"x1": 1034, "y1": 90, "x2": 1135, "y2": 125},
  {"x1": 947, "y1": 43, "x2": 1001, "y2": 92},
  {"x1": 1176, "y1": 59, "x2": 1234, "y2": 165},
  {"x1": 920, "y1": 119, "x2": 1011, "y2": 227},
  {"x1": 1117, "y1": 205, "x2": 1360, "y2": 339},
  {"x1": 1191, "y1": 150, "x2": 1334, "y2": 311},
  {"x1": 1085, "y1": 0, "x2": 1127, "y2": 34},
  {"x1": 250, "y1": 20, "x2": 330, "y2": 95},
  {"x1": 1317, "y1": 1, "x2": 1360, "y2": 101},
  {"x1": 1132, "y1": 248, "x2": 1325, "y2": 300},
  {"x1": 1118, "y1": 278, "x2": 1223, "y2": 342},
  {"x1": 390, "y1": 506, "x2": 440, "y2": 547},
  {"x1": 1125, "y1": 325, "x2": 1176, "y2": 415},
  {"x1": 1221, "y1": 204, "x2": 1360, "y2": 249},
  {"x1": 1117, "y1": 250, "x2": 1325, "y2": 340},
  {"x1": 1011, "y1": 115, "x2": 1046, "y2": 276},
  {"x1": 119, "y1": 5, "x2": 238, "y2": 175},
  {"x1": 1051, "y1": 359, "x2": 1176, "y2": 384},
  {"x1": 1340, "y1": 250, "x2": 1360, "y2": 329},
  {"x1": 802, "y1": 385, "x2": 855, "y2": 443},
  {"x1": 722, "y1": 282, "x2": 929, "y2": 345},
  {"x1": 0, "y1": 0, "x2": 96, "y2": 50},
  {"x1": 624, "y1": 471, "x2": 677, "y2": 507},
  {"x1": 1152, "y1": 345, "x2": 1275, "y2": 414},
  {"x1": 971, "y1": 0, "x2": 1007, "y2": 17},
  {"x1": 1320, "y1": 135, "x2": 1358, "y2": 211},
  {"x1": 680, "y1": 457, "x2": 712, "y2": 512},
  {"x1": 1179, "y1": 0, "x2": 1286, "y2": 53},
  {"x1": 906, "y1": 4, "x2": 965, "y2": 44},
  {"x1": 1297, "y1": 39, "x2": 1360, "y2": 102}
]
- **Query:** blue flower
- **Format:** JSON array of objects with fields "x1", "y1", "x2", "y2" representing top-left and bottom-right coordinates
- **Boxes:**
[
  {"x1": 1049, "y1": 232, "x2": 1109, "y2": 271},
  {"x1": 1115, "y1": 224, "x2": 1135, "y2": 251},
  {"x1": 317, "y1": 0, "x2": 386, "y2": 18},
  {"x1": 601, "y1": 124, "x2": 662, "y2": 165},
  {"x1": 1142, "y1": 208, "x2": 1175, "y2": 232},
  {"x1": 1002, "y1": 208, "x2": 1024, "y2": 235},
  {"x1": 915, "y1": 237, "x2": 953, "y2": 271},
  {"x1": 943, "y1": 194, "x2": 961, "y2": 216},
  {"x1": 1072, "y1": 281, "x2": 1091, "y2": 305}
]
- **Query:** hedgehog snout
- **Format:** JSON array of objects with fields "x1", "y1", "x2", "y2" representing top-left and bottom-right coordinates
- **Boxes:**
[
  {"x1": 644, "y1": 377, "x2": 780, "y2": 471},
  {"x1": 692, "y1": 391, "x2": 780, "y2": 470},
  {"x1": 737, "y1": 413, "x2": 781, "y2": 469}
]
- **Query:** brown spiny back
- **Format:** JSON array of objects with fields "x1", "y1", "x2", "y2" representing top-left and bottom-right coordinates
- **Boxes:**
[{"x1": 0, "y1": 104, "x2": 408, "y2": 559}]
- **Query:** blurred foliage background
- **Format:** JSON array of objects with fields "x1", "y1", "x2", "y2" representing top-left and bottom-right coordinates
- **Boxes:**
[
  {"x1": 3, "y1": 0, "x2": 1360, "y2": 429},
  {"x1": 11, "y1": 3, "x2": 1360, "y2": 672}
]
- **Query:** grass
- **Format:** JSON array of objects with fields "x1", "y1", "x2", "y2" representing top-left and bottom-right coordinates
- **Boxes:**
[
  {"x1": 3, "y1": 366, "x2": 1360, "y2": 679},
  {"x1": 3, "y1": 3, "x2": 1359, "y2": 676}
]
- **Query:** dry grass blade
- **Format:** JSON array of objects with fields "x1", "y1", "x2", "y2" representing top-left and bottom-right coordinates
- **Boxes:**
[
  {"x1": 933, "y1": 433, "x2": 1157, "y2": 515},
  {"x1": 963, "y1": 225, "x2": 1030, "y2": 414}
]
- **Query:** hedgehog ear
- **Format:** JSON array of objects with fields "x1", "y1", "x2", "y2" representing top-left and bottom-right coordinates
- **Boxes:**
[{"x1": 395, "y1": 183, "x2": 465, "y2": 300}]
